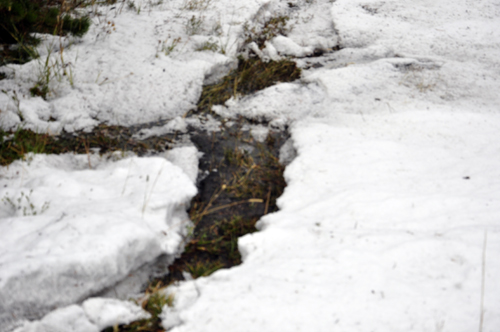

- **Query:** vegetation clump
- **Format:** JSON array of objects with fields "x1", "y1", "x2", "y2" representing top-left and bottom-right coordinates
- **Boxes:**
[
  {"x1": 0, "y1": 123, "x2": 180, "y2": 166},
  {"x1": 1, "y1": 127, "x2": 56, "y2": 166},
  {"x1": 196, "y1": 57, "x2": 301, "y2": 114},
  {"x1": 0, "y1": 0, "x2": 90, "y2": 65}
]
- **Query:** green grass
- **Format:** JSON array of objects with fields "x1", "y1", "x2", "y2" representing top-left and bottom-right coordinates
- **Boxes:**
[
  {"x1": 0, "y1": 0, "x2": 91, "y2": 66},
  {"x1": 185, "y1": 260, "x2": 225, "y2": 278},
  {"x1": 0, "y1": 126, "x2": 121, "y2": 166},
  {"x1": 0, "y1": 127, "x2": 52, "y2": 166}
]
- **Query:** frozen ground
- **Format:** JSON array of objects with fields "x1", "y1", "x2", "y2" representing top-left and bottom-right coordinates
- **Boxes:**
[{"x1": 1, "y1": 0, "x2": 500, "y2": 331}]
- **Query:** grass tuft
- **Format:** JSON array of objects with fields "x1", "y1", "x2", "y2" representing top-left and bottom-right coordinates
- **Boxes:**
[
  {"x1": 185, "y1": 260, "x2": 224, "y2": 278},
  {"x1": 0, "y1": 127, "x2": 52, "y2": 166},
  {"x1": 0, "y1": 124, "x2": 181, "y2": 167},
  {"x1": 196, "y1": 57, "x2": 301, "y2": 114}
]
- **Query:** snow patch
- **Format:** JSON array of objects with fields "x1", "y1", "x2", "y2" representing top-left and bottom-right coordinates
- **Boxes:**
[
  {"x1": 0, "y1": 153, "x2": 197, "y2": 329},
  {"x1": 82, "y1": 298, "x2": 151, "y2": 330}
]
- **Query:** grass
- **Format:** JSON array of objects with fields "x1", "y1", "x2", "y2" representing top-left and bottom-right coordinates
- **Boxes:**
[
  {"x1": 0, "y1": 126, "x2": 105, "y2": 166},
  {"x1": 185, "y1": 260, "x2": 225, "y2": 278},
  {"x1": 224, "y1": 142, "x2": 284, "y2": 207},
  {"x1": 153, "y1": 119, "x2": 287, "y2": 290},
  {"x1": 182, "y1": 0, "x2": 212, "y2": 11},
  {"x1": 0, "y1": 117, "x2": 288, "y2": 332},
  {"x1": 30, "y1": 51, "x2": 55, "y2": 99},
  {"x1": 158, "y1": 37, "x2": 182, "y2": 56},
  {"x1": 140, "y1": 61, "x2": 291, "y2": 298},
  {"x1": 102, "y1": 282, "x2": 175, "y2": 332},
  {"x1": 0, "y1": 37, "x2": 40, "y2": 66},
  {"x1": 244, "y1": 15, "x2": 290, "y2": 48},
  {"x1": 2, "y1": 189, "x2": 50, "y2": 216},
  {"x1": 195, "y1": 39, "x2": 219, "y2": 52},
  {"x1": 0, "y1": 124, "x2": 181, "y2": 167},
  {"x1": 0, "y1": 0, "x2": 91, "y2": 66},
  {"x1": 185, "y1": 15, "x2": 204, "y2": 35},
  {"x1": 0, "y1": 127, "x2": 53, "y2": 166},
  {"x1": 195, "y1": 57, "x2": 301, "y2": 114},
  {"x1": 2, "y1": 90, "x2": 24, "y2": 120}
]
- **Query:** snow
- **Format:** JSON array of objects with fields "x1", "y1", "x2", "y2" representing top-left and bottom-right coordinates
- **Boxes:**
[
  {"x1": 0, "y1": 152, "x2": 196, "y2": 330},
  {"x1": 161, "y1": 113, "x2": 500, "y2": 332},
  {"x1": 159, "y1": 0, "x2": 500, "y2": 331},
  {"x1": 1, "y1": 0, "x2": 500, "y2": 331},
  {"x1": 14, "y1": 305, "x2": 99, "y2": 332},
  {"x1": 11, "y1": 298, "x2": 150, "y2": 332},
  {"x1": 82, "y1": 297, "x2": 151, "y2": 330},
  {"x1": 133, "y1": 116, "x2": 188, "y2": 140},
  {"x1": 0, "y1": 0, "x2": 266, "y2": 133},
  {"x1": 164, "y1": 146, "x2": 201, "y2": 183}
]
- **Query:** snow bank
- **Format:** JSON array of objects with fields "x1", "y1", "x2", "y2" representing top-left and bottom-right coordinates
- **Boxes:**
[
  {"x1": 158, "y1": 0, "x2": 500, "y2": 331},
  {"x1": 12, "y1": 298, "x2": 150, "y2": 332},
  {"x1": 161, "y1": 111, "x2": 500, "y2": 332},
  {"x1": 0, "y1": 152, "x2": 196, "y2": 330}
]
